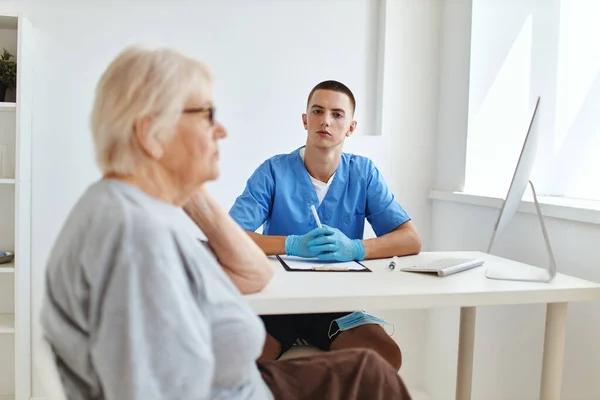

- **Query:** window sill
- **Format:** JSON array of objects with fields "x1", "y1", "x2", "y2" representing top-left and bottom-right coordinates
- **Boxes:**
[{"x1": 428, "y1": 190, "x2": 600, "y2": 225}]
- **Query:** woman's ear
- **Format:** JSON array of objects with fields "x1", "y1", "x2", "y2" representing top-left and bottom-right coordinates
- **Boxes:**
[
  {"x1": 346, "y1": 120, "x2": 357, "y2": 137},
  {"x1": 134, "y1": 116, "x2": 164, "y2": 160}
]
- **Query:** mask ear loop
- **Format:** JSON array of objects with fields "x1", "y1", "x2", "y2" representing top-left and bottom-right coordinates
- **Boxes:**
[
  {"x1": 383, "y1": 323, "x2": 395, "y2": 337},
  {"x1": 328, "y1": 320, "x2": 341, "y2": 339}
]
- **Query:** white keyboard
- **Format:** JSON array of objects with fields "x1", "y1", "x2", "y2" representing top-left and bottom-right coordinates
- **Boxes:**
[{"x1": 400, "y1": 258, "x2": 485, "y2": 277}]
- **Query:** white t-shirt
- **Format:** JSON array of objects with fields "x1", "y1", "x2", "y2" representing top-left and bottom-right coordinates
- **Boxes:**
[{"x1": 300, "y1": 148, "x2": 335, "y2": 205}]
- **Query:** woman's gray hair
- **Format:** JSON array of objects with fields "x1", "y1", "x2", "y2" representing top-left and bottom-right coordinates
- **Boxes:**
[{"x1": 90, "y1": 44, "x2": 212, "y2": 175}]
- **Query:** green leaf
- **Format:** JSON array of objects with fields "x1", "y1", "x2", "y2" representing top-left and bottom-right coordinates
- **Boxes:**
[{"x1": 0, "y1": 48, "x2": 17, "y2": 89}]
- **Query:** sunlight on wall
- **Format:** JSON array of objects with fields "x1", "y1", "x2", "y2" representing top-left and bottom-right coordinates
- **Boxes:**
[
  {"x1": 466, "y1": 0, "x2": 600, "y2": 201},
  {"x1": 569, "y1": 130, "x2": 600, "y2": 200},
  {"x1": 555, "y1": 0, "x2": 600, "y2": 150},
  {"x1": 464, "y1": 15, "x2": 532, "y2": 197},
  {"x1": 555, "y1": 0, "x2": 600, "y2": 200}
]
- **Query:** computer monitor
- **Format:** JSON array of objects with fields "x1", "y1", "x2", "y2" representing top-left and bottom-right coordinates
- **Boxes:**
[{"x1": 485, "y1": 96, "x2": 557, "y2": 283}]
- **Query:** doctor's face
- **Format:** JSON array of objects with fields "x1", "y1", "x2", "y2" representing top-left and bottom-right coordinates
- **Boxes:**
[{"x1": 303, "y1": 90, "x2": 357, "y2": 150}]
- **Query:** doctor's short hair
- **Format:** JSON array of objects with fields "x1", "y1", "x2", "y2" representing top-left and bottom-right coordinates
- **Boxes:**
[
  {"x1": 306, "y1": 80, "x2": 356, "y2": 114},
  {"x1": 90, "y1": 44, "x2": 212, "y2": 175}
]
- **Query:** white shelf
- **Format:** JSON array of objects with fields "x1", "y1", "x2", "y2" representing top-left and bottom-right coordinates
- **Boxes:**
[
  {"x1": 0, "y1": 12, "x2": 33, "y2": 400},
  {"x1": 0, "y1": 314, "x2": 14, "y2": 333},
  {"x1": 0, "y1": 263, "x2": 14, "y2": 273},
  {"x1": 0, "y1": 102, "x2": 16, "y2": 112}
]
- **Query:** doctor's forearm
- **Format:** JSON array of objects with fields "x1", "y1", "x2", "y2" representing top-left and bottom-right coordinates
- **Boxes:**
[
  {"x1": 246, "y1": 231, "x2": 287, "y2": 256},
  {"x1": 362, "y1": 222, "x2": 422, "y2": 259}
]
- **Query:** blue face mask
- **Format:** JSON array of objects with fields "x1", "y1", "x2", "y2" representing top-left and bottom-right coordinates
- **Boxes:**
[{"x1": 328, "y1": 311, "x2": 393, "y2": 338}]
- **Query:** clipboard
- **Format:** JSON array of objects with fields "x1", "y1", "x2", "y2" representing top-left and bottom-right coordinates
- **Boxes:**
[{"x1": 276, "y1": 255, "x2": 371, "y2": 272}]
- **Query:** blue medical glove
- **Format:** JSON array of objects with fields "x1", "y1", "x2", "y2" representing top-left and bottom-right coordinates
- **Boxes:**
[
  {"x1": 285, "y1": 227, "x2": 333, "y2": 258},
  {"x1": 307, "y1": 225, "x2": 366, "y2": 262}
]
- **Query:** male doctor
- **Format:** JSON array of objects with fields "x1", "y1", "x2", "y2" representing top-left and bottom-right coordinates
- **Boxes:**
[{"x1": 229, "y1": 80, "x2": 421, "y2": 370}]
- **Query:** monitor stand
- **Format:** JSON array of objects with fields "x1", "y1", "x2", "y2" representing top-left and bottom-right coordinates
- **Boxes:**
[{"x1": 485, "y1": 181, "x2": 557, "y2": 283}]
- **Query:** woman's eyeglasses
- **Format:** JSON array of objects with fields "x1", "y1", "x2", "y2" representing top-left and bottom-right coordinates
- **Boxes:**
[{"x1": 183, "y1": 107, "x2": 215, "y2": 125}]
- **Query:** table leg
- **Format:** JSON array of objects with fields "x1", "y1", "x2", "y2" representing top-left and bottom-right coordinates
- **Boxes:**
[
  {"x1": 456, "y1": 306, "x2": 476, "y2": 400},
  {"x1": 540, "y1": 302, "x2": 568, "y2": 400}
]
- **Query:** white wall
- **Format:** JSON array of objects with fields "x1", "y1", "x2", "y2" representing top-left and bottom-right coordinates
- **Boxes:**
[
  {"x1": 365, "y1": 0, "x2": 442, "y2": 392},
  {"x1": 425, "y1": 2, "x2": 472, "y2": 399},
  {"x1": 0, "y1": 0, "x2": 444, "y2": 397},
  {"x1": 430, "y1": 0, "x2": 600, "y2": 399}
]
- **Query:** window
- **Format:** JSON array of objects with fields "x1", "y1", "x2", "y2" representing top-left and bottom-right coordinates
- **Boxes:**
[{"x1": 465, "y1": 0, "x2": 600, "y2": 201}]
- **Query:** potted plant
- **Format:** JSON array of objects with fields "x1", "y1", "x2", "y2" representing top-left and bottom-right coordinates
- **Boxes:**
[{"x1": 0, "y1": 49, "x2": 16, "y2": 102}]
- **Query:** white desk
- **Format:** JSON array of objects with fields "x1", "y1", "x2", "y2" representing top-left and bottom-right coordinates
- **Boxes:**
[{"x1": 245, "y1": 251, "x2": 600, "y2": 400}]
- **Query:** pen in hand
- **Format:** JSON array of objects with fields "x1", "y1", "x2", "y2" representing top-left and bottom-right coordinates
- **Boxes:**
[{"x1": 310, "y1": 205, "x2": 322, "y2": 228}]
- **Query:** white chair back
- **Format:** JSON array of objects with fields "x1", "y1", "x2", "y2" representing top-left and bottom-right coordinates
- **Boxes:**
[{"x1": 36, "y1": 333, "x2": 68, "y2": 400}]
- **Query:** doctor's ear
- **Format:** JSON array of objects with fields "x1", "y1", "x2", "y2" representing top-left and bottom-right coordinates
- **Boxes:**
[
  {"x1": 302, "y1": 113, "x2": 308, "y2": 130},
  {"x1": 346, "y1": 120, "x2": 357, "y2": 137}
]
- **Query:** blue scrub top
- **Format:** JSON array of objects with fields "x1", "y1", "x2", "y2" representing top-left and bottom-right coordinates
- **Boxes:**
[{"x1": 229, "y1": 147, "x2": 411, "y2": 240}]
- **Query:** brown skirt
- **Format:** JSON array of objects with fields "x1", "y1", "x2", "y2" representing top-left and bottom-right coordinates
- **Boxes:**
[{"x1": 257, "y1": 348, "x2": 412, "y2": 400}]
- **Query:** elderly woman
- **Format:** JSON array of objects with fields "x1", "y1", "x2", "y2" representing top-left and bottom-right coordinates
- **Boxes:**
[{"x1": 41, "y1": 45, "x2": 411, "y2": 400}]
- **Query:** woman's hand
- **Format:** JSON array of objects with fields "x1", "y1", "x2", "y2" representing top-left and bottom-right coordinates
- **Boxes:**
[{"x1": 183, "y1": 187, "x2": 274, "y2": 294}]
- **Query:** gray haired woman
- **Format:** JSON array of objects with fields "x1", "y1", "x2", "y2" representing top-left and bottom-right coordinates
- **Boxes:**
[{"x1": 41, "y1": 45, "x2": 411, "y2": 400}]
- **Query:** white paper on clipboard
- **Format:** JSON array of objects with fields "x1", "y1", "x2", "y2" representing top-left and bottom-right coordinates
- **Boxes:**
[{"x1": 276, "y1": 255, "x2": 369, "y2": 271}]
